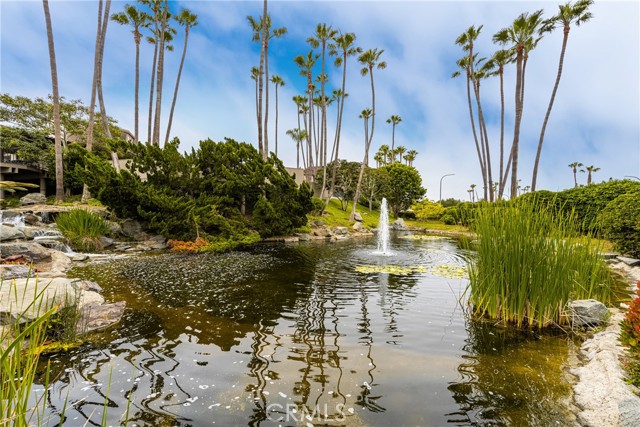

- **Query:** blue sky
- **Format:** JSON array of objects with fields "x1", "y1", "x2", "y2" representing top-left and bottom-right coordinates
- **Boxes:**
[{"x1": 1, "y1": 0, "x2": 639, "y2": 200}]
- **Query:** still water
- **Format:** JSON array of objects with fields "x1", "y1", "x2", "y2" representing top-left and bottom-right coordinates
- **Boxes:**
[{"x1": 39, "y1": 235, "x2": 577, "y2": 426}]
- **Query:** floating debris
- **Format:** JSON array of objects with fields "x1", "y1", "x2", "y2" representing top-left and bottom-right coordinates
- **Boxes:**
[
  {"x1": 355, "y1": 265, "x2": 427, "y2": 276},
  {"x1": 427, "y1": 264, "x2": 468, "y2": 279},
  {"x1": 399, "y1": 235, "x2": 448, "y2": 241}
]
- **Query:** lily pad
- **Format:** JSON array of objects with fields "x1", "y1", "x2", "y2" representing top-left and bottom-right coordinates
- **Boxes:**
[
  {"x1": 427, "y1": 264, "x2": 468, "y2": 279},
  {"x1": 355, "y1": 265, "x2": 427, "y2": 276},
  {"x1": 399, "y1": 235, "x2": 448, "y2": 241}
]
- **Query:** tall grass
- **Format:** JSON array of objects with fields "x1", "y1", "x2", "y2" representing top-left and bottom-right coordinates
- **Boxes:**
[
  {"x1": 55, "y1": 208, "x2": 109, "y2": 252},
  {"x1": 1, "y1": 277, "x2": 56, "y2": 427},
  {"x1": 467, "y1": 200, "x2": 614, "y2": 328}
]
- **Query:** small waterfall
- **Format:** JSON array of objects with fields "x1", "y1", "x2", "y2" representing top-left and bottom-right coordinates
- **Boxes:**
[
  {"x1": 377, "y1": 198, "x2": 391, "y2": 255},
  {"x1": 0, "y1": 211, "x2": 25, "y2": 228}
]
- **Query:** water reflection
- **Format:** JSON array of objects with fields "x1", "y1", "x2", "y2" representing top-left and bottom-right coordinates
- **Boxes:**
[{"x1": 30, "y1": 236, "x2": 577, "y2": 426}]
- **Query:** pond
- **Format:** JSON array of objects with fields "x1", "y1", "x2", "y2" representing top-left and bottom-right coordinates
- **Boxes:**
[{"x1": 37, "y1": 234, "x2": 578, "y2": 426}]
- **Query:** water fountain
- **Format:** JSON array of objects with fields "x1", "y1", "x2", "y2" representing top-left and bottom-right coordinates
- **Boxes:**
[{"x1": 376, "y1": 197, "x2": 390, "y2": 255}]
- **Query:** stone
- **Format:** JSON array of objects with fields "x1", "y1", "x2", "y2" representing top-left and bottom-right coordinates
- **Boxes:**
[
  {"x1": 297, "y1": 233, "x2": 310, "y2": 241},
  {"x1": 105, "y1": 220, "x2": 122, "y2": 236},
  {"x1": 76, "y1": 301, "x2": 125, "y2": 334},
  {"x1": 568, "y1": 299, "x2": 609, "y2": 327},
  {"x1": 0, "y1": 277, "x2": 77, "y2": 324},
  {"x1": 114, "y1": 245, "x2": 132, "y2": 252},
  {"x1": 23, "y1": 213, "x2": 40, "y2": 225},
  {"x1": 283, "y1": 236, "x2": 299, "y2": 243},
  {"x1": 334, "y1": 226, "x2": 349, "y2": 235},
  {"x1": 121, "y1": 219, "x2": 143, "y2": 238},
  {"x1": 0, "y1": 224, "x2": 25, "y2": 241},
  {"x1": 144, "y1": 234, "x2": 166, "y2": 250},
  {"x1": 70, "y1": 279, "x2": 102, "y2": 293},
  {"x1": 619, "y1": 398, "x2": 640, "y2": 427},
  {"x1": 391, "y1": 218, "x2": 407, "y2": 230},
  {"x1": 99, "y1": 236, "x2": 114, "y2": 248},
  {"x1": 19, "y1": 193, "x2": 47, "y2": 206},
  {"x1": 0, "y1": 265, "x2": 35, "y2": 279},
  {"x1": 71, "y1": 254, "x2": 90, "y2": 262},
  {"x1": 0, "y1": 242, "x2": 51, "y2": 262},
  {"x1": 600, "y1": 253, "x2": 619, "y2": 260},
  {"x1": 312, "y1": 219, "x2": 326, "y2": 227},
  {"x1": 617, "y1": 256, "x2": 640, "y2": 267},
  {"x1": 352, "y1": 222, "x2": 366, "y2": 232},
  {"x1": 353, "y1": 212, "x2": 364, "y2": 222}
]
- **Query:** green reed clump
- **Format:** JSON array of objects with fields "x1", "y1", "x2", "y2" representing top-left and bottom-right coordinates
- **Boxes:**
[
  {"x1": 55, "y1": 208, "x2": 109, "y2": 252},
  {"x1": 467, "y1": 200, "x2": 614, "y2": 328},
  {"x1": 1, "y1": 278, "x2": 56, "y2": 427}
]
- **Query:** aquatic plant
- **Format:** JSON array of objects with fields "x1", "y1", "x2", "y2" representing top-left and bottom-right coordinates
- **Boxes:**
[
  {"x1": 55, "y1": 208, "x2": 109, "y2": 252},
  {"x1": 355, "y1": 265, "x2": 426, "y2": 276},
  {"x1": 467, "y1": 200, "x2": 614, "y2": 328}
]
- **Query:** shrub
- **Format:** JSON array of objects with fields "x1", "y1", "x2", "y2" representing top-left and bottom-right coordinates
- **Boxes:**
[
  {"x1": 597, "y1": 190, "x2": 640, "y2": 257},
  {"x1": 441, "y1": 213, "x2": 456, "y2": 225},
  {"x1": 621, "y1": 281, "x2": 640, "y2": 386},
  {"x1": 310, "y1": 197, "x2": 325, "y2": 215},
  {"x1": 55, "y1": 208, "x2": 109, "y2": 252},
  {"x1": 398, "y1": 210, "x2": 416, "y2": 220},
  {"x1": 412, "y1": 199, "x2": 445, "y2": 221},
  {"x1": 468, "y1": 200, "x2": 614, "y2": 328}
]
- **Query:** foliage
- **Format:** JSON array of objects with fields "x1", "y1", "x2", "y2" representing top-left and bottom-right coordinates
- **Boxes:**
[
  {"x1": 468, "y1": 199, "x2": 614, "y2": 328},
  {"x1": 440, "y1": 197, "x2": 461, "y2": 208},
  {"x1": 443, "y1": 202, "x2": 479, "y2": 226},
  {"x1": 308, "y1": 197, "x2": 380, "y2": 229},
  {"x1": 310, "y1": 197, "x2": 325, "y2": 215},
  {"x1": 167, "y1": 237, "x2": 211, "y2": 252},
  {"x1": 441, "y1": 213, "x2": 456, "y2": 225},
  {"x1": 381, "y1": 163, "x2": 426, "y2": 217},
  {"x1": 596, "y1": 190, "x2": 640, "y2": 257},
  {"x1": 0, "y1": 180, "x2": 38, "y2": 193},
  {"x1": 412, "y1": 199, "x2": 445, "y2": 221},
  {"x1": 621, "y1": 281, "x2": 640, "y2": 386},
  {"x1": 360, "y1": 167, "x2": 390, "y2": 211},
  {"x1": 0, "y1": 125, "x2": 53, "y2": 169},
  {"x1": 55, "y1": 208, "x2": 109, "y2": 252},
  {"x1": 315, "y1": 160, "x2": 361, "y2": 211},
  {"x1": 81, "y1": 138, "x2": 312, "y2": 249}
]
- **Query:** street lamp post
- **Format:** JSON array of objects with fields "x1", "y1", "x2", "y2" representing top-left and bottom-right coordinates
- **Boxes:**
[{"x1": 439, "y1": 173, "x2": 455, "y2": 202}]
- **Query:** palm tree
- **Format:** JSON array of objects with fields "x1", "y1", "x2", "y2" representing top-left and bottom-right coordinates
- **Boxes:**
[
  {"x1": 585, "y1": 165, "x2": 600, "y2": 185},
  {"x1": 152, "y1": 0, "x2": 172, "y2": 145},
  {"x1": 568, "y1": 161, "x2": 583, "y2": 187},
  {"x1": 94, "y1": 0, "x2": 112, "y2": 141},
  {"x1": 394, "y1": 146, "x2": 406, "y2": 164},
  {"x1": 493, "y1": 10, "x2": 544, "y2": 198},
  {"x1": 111, "y1": 3, "x2": 149, "y2": 143},
  {"x1": 352, "y1": 48, "x2": 386, "y2": 221},
  {"x1": 325, "y1": 31, "x2": 359, "y2": 210},
  {"x1": 531, "y1": 0, "x2": 593, "y2": 191},
  {"x1": 270, "y1": 75, "x2": 285, "y2": 157},
  {"x1": 386, "y1": 115, "x2": 402, "y2": 161},
  {"x1": 251, "y1": 67, "x2": 260, "y2": 138},
  {"x1": 490, "y1": 49, "x2": 514, "y2": 199},
  {"x1": 377, "y1": 144, "x2": 390, "y2": 166},
  {"x1": 42, "y1": 0, "x2": 63, "y2": 202},
  {"x1": 164, "y1": 8, "x2": 198, "y2": 146},
  {"x1": 470, "y1": 184, "x2": 477, "y2": 203},
  {"x1": 286, "y1": 128, "x2": 308, "y2": 169},
  {"x1": 294, "y1": 51, "x2": 319, "y2": 168},
  {"x1": 405, "y1": 149, "x2": 417, "y2": 166}
]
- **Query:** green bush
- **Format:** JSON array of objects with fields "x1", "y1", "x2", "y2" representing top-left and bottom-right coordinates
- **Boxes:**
[
  {"x1": 441, "y1": 213, "x2": 455, "y2": 225},
  {"x1": 597, "y1": 190, "x2": 640, "y2": 257},
  {"x1": 55, "y1": 208, "x2": 109, "y2": 252},
  {"x1": 398, "y1": 210, "x2": 416, "y2": 220},
  {"x1": 412, "y1": 199, "x2": 445, "y2": 220},
  {"x1": 310, "y1": 197, "x2": 325, "y2": 215}
]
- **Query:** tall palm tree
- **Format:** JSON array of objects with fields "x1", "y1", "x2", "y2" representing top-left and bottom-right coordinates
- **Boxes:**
[
  {"x1": 405, "y1": 149, "x2": 418, "y2": 166},
  {"x1": 531, "y1": 0, "x2": 593, "y2": 191},
  {"x1": 386, "y1": 115, "x2": 402, "y2": 161},
  {"x1": 251, "y1": 67, "x2": 260, "y2": 138},
  {"x1": 473, "y1": 58, "x2": 496, "y2": 201},
  {"x1": 394, "y1": 145, "x2": 406, "y2": 164},
  {"x1": 585, "y1": 165, "x2": 600, "y2": 185},
  {"x1": 377, "y1": 144, "x2": 390, "y2": 166},
  {"x1": 94, "y1": 0, "x2": 112, "y2": 141},
  {"x1": 111, "y1": 3, "x2": 149, "y2": 143},
  {"x1": 152, "y1": 0, "x2": 172, "y2": 145},
  {"x1": 490, "y1": 49, "x2": 514, "y2": 199},
  {"x1": 493, "y1": 10, "x2": 544, "y2": 198},
  {"x1": 270, "y1": 75, "x2": 285, "y2": 157},
  {"x1": 568, "y1": 161, "x2": 584, "y2": 187},
  {"x1": 42, "y1": 0, "x2": 63, "y2": 202},
  {"x1": 293, "y1": 51, "x2": 319, "y2": 168},
  {"x1": 325, "y1": 31, "x2": 359, "y2": 210},
  {"x1": 352, "y1": 47, "x2": 386, "y2": 221},
  {"x1": 164, "y1": 8, "x2": 198, "y2": 146}
]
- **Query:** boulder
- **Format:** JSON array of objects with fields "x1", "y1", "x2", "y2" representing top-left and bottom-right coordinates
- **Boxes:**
[
  {"x1": 0, "y1": 242, "x2": 52, "y2": 262},
  {"x1": 70, "y1": 279, "x2": 102, "y2": 293},
  {"x1": 568, "y1": 299, "x2": 609, "y2": 327},
  {"x1": 0, "y1": 224, "x2": 25, "y2": 241},
  {"x1": 99, "y1": 236, "x2": 114, "y2": 248},
  {"x1": 297, "y1": 233, "x2": 311, "y2": 241},
  {"x1": 144, "y1": 234, "x2": 167, "y2": 250},
  {"x1": 104, "y1": 220, "x2": 122, "y2": 236},
  {"x1": 617, "y1": 256, "x2": 640, "y2": 267},
  {"x1": 0, "y1": 277, "x2": 77, "y2": 324},
  {"x1": 391, "y1": 218, "x2": 407, "y2": 231},
  {"x1": 77, "y1": 301, "x2": 125, "y2": 334},
  {"x1": 23, "y1": 213, "x2": 41, "y2": 226},
  {"x1": 352, "y1": 222, "x2": 366, "y2": 233},
  {"x1": 334, "y1": 226, "x2": 349, "y2": 235},
  {"x1": 0, "y1": 265, "x2": 35, "y2": 280},
  {"x1": 121, "y1": 219, "x2": 143, "y2": 238},
  {"x1": 312, "y1": 219, "x2": 326, "y2": 227},
  {"x1": 353, "y1": 212, "x2": 364, "y2": 222},
  {"x1": 20, "y1": 193, "x2": 47, "y2": 206}
]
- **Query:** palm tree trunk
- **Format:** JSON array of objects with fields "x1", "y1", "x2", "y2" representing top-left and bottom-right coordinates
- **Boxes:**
[
  {"x1": 134, "y1": 29, "x2": 140, "y2": 143},
  {"x1": 465, "y1": 73, "x2": 486, "y2": 196},
  {"x1": 475, "y1": 82, "x2": 493, "y2": 201},
  {"x1": 264, "y1": 37, "x2": 270, "y2": 159},
  {"x1": 510, "y1": 49, "x2": 524, "y2": 198},
  {"x1": 148, "y1": 22, "x2": 158, "y2": 144},
  {"x1": 351, "y1": 117, "x2": 369, "y2": 220},
  {"x1": 42, "y1": 0, "x2": 63, "y2": 202},
  {"x1": 165, "y1": 25, "x2": 190, "y2": 146},
  {"x1": 532, "y1": 26, "x2": 570, "y2": 191},
  {"x1": 152, "y1": 2, "x2": 167, "y2": 145},
  {"x1": 498, "y1": 68, "x2": 506, "y2": 199},
  {"x1": 274, "y1": 83, "x2": 279, "y2": 157},
  {"x1": 96, "y1": 0, "x2": 112, "y2": 139},
  {"x1": 391, "y1": 124, "x2": 396, "y2": 162}
]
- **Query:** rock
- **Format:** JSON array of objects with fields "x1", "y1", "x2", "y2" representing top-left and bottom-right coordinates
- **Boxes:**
[
  {"x1": 71, "y1": 254, "x2": 90, "y2": 262},
  {"x1": 99, "y1": 236, "x2": 114, "y2": 248},
  {"x1": 600, "y1": 253, "x2": 619, "y2": 260},
  {"x1": 313, "y1": 228, "x2": 332, "y2": 237},
  {"x1": 0, "y1": 265, "x2": 35, "y2": 279},
  {"x1": 121, "y1": 219, "x2": 143, "y2": 238},
  {"x1": 0, "y1": 224, "x2": 25, "y2": 241},
  {"x1": 70, "y1": 279, "x2": 102, "y2": 293},
  {"x1": 312, "y1": 219, "x2": 326, "y2": 227},
  {"x1": 0, "y1": 242, "x2": 52, "y2": 262},
  {"x1": 114, "y1": 245, "x2": 132, "y2": 252},
  {"x1": 354, "y1": 212, "x2": 364, "y2": 222},
  {"x1": 23, "y1": 213, "x2": 40, "y2": 225},
  {"x1": 0, "y1": 277, "x2": 77, "y2": 324},
  {"x1": 105, "y1": 220, "x2": 122, "y2": 236},
  {"x1": 568, "y1": 299, "x2": 609, "y2": 327},
  {"x1": 0, "y1": 211, "x2": 23, "y2": 225},
  {"x1": 334, "y1": 226, "x2": 349, "y2": 235},
  {"x1": 77, "y1": 301, "x2": 125, "y2": 334},
  {"x1": 617, "y1": 256, "x2": 640, "y2": 267},
  {"x1": 297, "y1": 233, "x2": 310, "y2": 241},
  {"x1": 19, "y1": 193, "x2": 47, "y2": 206},
  {"x1": 144, "y1": 235, "x2": 166, "y2": 250},
  {"x1": 283, "y1": 236, "x2": 299, "y2": 243},
  {"x1": 352, "y1": 222, "x2": 366, "y2": 232},
  {"x1": 391, "y1": 218, "x2": 407, "y2": 231}
]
